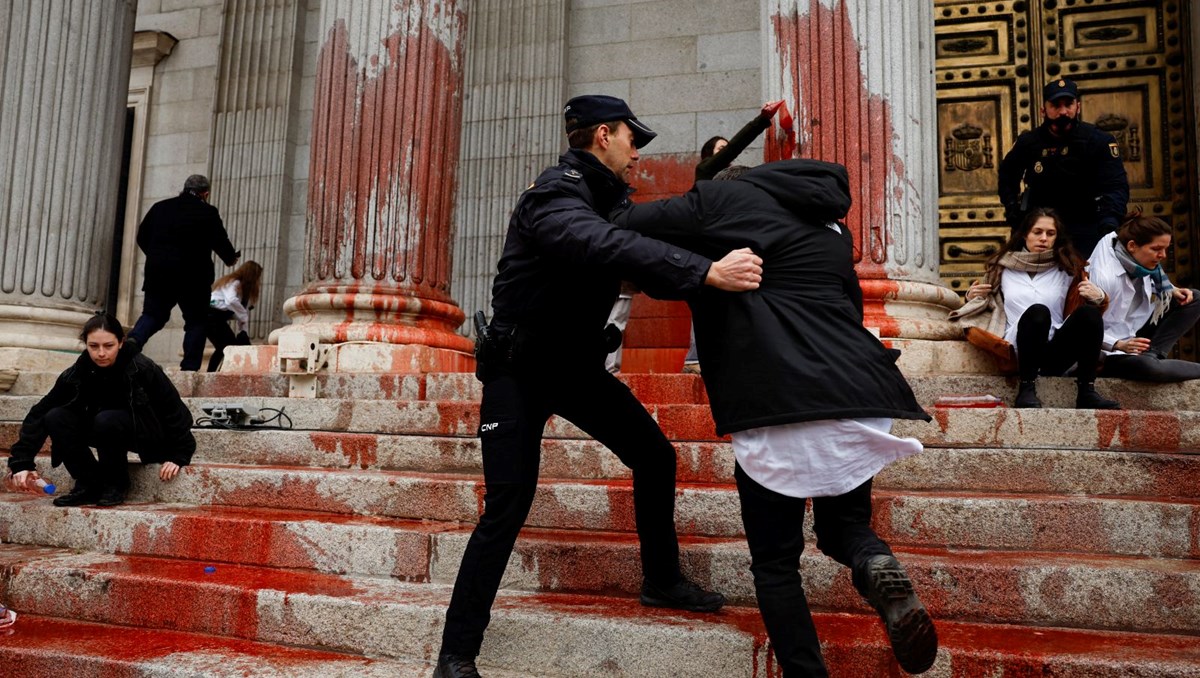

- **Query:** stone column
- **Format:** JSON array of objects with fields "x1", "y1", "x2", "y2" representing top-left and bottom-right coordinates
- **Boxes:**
[
  {"x1": 766, "y1": 0, "x2": 961, "y2": 342},
  {"x1": 0, "y1": 1, "x2": 135, "y2": 351},
  {"x1": 275, "y1": 0, "x2": 475, "y2": 371}
]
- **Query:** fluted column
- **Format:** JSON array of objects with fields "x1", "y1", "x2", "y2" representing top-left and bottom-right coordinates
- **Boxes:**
[
  {"x1": 0, "y1": 1, "x2": 135, "y2": 350},
  {"x1": 277, "y1": 0, "x2": 474, "y2": 364},
  {"x1": 766, "y1": 0, "x2": 961, "y2": 340}
]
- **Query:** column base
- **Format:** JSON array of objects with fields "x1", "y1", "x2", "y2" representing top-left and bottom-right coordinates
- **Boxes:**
[
  {"x1": 860, "y1": 279, "x2": 965, "y2": 340},
  {"x1": 219, "y1": 342, "x2": 473, "y2": 374},
  {"x1": 0, "y1": 304, "x2": 93, "y2": 352}
]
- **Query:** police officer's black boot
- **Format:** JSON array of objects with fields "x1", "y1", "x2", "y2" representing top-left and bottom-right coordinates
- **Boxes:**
[
  {"x1": 433, "y1": 653, "x2": 481, "y2": 678},
  {"x1": 1013, "y1": 379, "x2": 1041, "y2": 408},
  {"x1": 1075, "y1": 381, "x2": 1120, "y2": 410}
]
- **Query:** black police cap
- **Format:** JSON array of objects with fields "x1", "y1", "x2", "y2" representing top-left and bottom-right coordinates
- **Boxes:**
[
  {"x1": 1042, "y1": 78, "x2": 1079, "y2": 102},
  {"x1": 563, "y1": 94, "x2": 657, "y2": 149}
]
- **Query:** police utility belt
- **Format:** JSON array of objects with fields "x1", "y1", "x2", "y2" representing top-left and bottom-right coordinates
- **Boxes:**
[{"x1": 473, "y1": 311, "x2": 622, "y2": 380}]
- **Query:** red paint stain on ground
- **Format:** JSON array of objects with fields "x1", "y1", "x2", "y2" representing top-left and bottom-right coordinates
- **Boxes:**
[
  {"x1": 1095, "y1": 411, "x2": 1182, "y2": 452},
  {"x1": 310, "y1": 432, "x2": 379, "y2": 469}
]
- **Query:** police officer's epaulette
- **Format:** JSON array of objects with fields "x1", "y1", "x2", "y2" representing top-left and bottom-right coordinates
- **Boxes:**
[{"x1": 524, "y1": 168, "x2": 582, "y2": 193}]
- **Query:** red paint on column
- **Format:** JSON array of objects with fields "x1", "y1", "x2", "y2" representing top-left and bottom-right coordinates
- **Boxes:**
[
  {"x1": 770, "y1": 0, "x2": 901, "y2": 284},
  {"x1": 309, "y1": 5, "x2": 466, "y2": 300}
]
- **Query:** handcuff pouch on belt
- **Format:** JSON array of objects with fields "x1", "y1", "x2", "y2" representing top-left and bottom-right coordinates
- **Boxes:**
[{"x1": 473, "y1": 311, "x2": 514, "y2": 381}]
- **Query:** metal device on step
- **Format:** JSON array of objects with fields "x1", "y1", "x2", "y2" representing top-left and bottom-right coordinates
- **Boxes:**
[
  {"x1": 277, "y1": 332, "x2": 330, "y2": 398},
  {"x1": 200, "y1": 403, "x2": 260, "y2": 427}
]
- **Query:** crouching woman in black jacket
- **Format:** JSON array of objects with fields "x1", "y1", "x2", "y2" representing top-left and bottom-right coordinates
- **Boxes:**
[{"x1": 7, "y1": 314, "x2": 195, "y2": 507}]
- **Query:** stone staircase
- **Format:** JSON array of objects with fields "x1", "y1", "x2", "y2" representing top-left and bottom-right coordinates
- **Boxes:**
[{"x1": 0, "y1": 369, "x2": 1198, "y2": 676}]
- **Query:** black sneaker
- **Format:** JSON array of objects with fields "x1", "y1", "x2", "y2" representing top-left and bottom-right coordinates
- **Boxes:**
[
  {"x1": 95, "y1": 487, "x2": 127, "y2": 507},
  {"x1": 433, "y1": 653, "x2": 481, "y2": 678},
  {"x1": 863, "y1": 555, "x2": 937, "y2": 674},
  {"x1": 52, "y1": 485, "x2": 99, "y2": 507},
  {"x1": 640, "y1": 577, "x2": 726, "y2": 613}
]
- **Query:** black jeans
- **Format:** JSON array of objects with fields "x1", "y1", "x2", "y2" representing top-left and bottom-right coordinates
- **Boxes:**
[
  {"x1": 735, "y1": 464, "x2": 891, "y2": 678},
  {"x1": 129, "y1": 284, "x2": 210, "y2": 371},
  {"x1": 1016, "y1": 303, "x2": 1104, "y2": 382},
  {"x1": 44, "y1": 407, "x2": 137, "y2": 492},
  {"x1": 1102, "y1": 291, "x2": 1200, "y2": 382},
  {"x1": 439, "y1": 364, "x2": 682, "y2": 658}
]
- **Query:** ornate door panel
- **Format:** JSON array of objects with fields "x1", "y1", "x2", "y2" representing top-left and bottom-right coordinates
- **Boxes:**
[{"x1": 934, "y1": 1, "x2": 1196, "y2": 355}]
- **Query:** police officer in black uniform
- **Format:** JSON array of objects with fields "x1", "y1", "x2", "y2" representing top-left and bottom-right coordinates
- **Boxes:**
[
  {"x1": 433, "y1": 95, "x2": 764, "y2": 678},
  {"x1": 998, "y1": 78, "x2": 1129, "y2": 257}
]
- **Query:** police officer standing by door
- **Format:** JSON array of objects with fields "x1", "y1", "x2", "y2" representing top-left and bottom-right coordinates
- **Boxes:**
[
  {"x1": 433, "y1": 95, "x2": 764, "y2": 678},
  {"x1": 998, "y1": 78, "x2": 1129, "y2": 257}
]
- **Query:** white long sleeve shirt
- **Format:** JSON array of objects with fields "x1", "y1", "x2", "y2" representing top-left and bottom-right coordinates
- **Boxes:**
[
  {"x1": 1000, "y1": 266, "x2": 1072, "y2": 348},
  {"x1": 209, "y1": 280, "x2": 249, "y2": 332},
  {"x1": 1087, "y1": 232, "x2": 1154, "y2": 355}
]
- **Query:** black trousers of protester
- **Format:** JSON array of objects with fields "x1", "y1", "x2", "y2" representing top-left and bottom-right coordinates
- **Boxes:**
[
  {"x1": 129, "y1": 282, "x2": 210, "y2": 371},
  {"x1": 1102, "y1": 290, "x2": 1200, "y2": 382},
  {"x1": 440, "y1": 364, "x2": 682, "y2": 658},
  {"x1": 734, "y1": 464, "x2": 891, "y2": 678},
  {"x1": 43, "y1": 407, "x2": 144, "y2": 492},
  {"x1": 1015, "y1": 303, "x2": 1104, "y2": 382}
]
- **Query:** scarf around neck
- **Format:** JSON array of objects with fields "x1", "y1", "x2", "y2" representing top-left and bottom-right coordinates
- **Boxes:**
[
  {"x1": 984, "y1": 249, "x2": 1059, "y2": 287},
  {"x1": 1113, "y1": 239, "x2": 1173, "y2": 324}
]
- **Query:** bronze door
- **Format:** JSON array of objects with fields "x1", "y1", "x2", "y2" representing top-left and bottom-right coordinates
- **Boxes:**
[{"x1": 934, "y1": 0, "x2": 1196, "y2": 354}]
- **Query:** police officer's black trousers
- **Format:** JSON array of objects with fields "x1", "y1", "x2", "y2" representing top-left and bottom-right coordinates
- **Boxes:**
[
  {"x1": 440, "y1": 365, "x2": 683, "y2": 658},
  {"x1": 735, "y1": 464, "x2": 892, "y2": 678},
  {"x1": 43, "y1": 407, "x2": 136, "y2": 492}
]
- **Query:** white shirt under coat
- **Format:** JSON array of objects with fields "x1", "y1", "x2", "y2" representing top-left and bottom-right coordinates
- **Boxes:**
[
  {"x1": 1087, "y1": 232, "x2": 1154, "y2": 355},
  {"x1": 1000, "y1": 266, "x2": 1072, "y2": 349},
  {"x1": 731, "y1": 418, "x2": 923, "y2": 499}
]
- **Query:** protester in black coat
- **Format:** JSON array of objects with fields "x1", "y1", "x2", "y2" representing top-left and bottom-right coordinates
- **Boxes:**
[
  {"x1": 8, "y1": 315, "x2": 195, "y2": 507},
  {"x1": 128, "y1": 174, "x2": 240, "y2": 370},
  {"x1": 613, "y1": 159, "x2": 938, "y2": 677}
]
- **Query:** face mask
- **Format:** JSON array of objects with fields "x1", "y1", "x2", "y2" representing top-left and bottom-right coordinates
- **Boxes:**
[{"x1": 1047, "y1": 114, "x2": 1076, "y2": 135}]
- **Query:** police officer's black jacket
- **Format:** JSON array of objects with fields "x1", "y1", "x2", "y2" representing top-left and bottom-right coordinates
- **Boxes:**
[
  {"x1": 490, "y1": 148, "x2": 713, "y2": 362},
  {"x1": 612, "y1": 160, "x2": 930, "y2": 436},
  {"x1": 137, "y1": 192, "x2": 239, "y2": 291},
  {"x1": 998, "y1": 120, "x2": 1129, "y2": 236},
  {"x1": 7, "y1": 350, "x2": 197, "y2": 473}
]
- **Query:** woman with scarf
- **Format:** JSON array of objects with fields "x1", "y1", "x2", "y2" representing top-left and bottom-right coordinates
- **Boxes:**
[
  {"x1": 955, "y1": 208, "x2": 1120, "y2": 409},
  {"x1": 1087, "y1": 210, "x2": 1200, "y2": 381}
]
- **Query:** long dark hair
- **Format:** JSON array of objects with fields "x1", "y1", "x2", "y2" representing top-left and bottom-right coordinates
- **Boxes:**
[
  {"x1": 984, "y1": 208, "x2": 1085, "y2": 286},
  {"x1": 79, "y1": 313, "x2": 125, "y2": 343}
]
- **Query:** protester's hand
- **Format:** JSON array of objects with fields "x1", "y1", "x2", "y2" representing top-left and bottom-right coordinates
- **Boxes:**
[
  {"x1": 160, "y1": 462, "x2": 182, "y2": 482},
  {"x1": 706, "y1": 248, "x2": 763, "y2": 291},
  {"x1": 966, "y1": 282, "x2": 991, "y2": 301},
  {"x1": 1173, "y1": 288, "x2": 1194, "y2": 305},
  {"x1": 1078, "y1": 280, "x2": 1106, "y2": 304},
  {"x1": 1115, "y1": 337, "x2": 1152, "y2": 354},
  {"x1": 10, "y1": 470, "x2": 40, "y2": 493},
  {"x1": 761, "y1": 100, "x2": 785, "y2": 119}
]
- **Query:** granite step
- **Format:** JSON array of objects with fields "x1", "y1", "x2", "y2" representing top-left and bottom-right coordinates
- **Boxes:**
[
  {"x1": 2, "y1": 394, "x2": 1195, "y2": 455},
  {"x1": 1, "y1": 496, "x2": 1195, "y2": 635},
  {"x1": 10, "y1": 368, "x2": 1200, "y2": 413},
  {"x1": 5, "y1": 459, "x2": 1198, "y2": 560},
  {"x1": 2, "y1": 545, "x2": 1198, "y2": 677},
  {"x1": 0, "y1": 614, "x2": 497, "y2": 678}
]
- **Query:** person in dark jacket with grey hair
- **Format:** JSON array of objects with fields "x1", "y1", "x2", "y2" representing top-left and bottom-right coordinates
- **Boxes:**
[
  {"x1": 7, "y1": 314, "x2": 195, "y2": 507},
  {"x1": 612, "y1": 160, "x2": 938, "y2": 677},
  {"x1": 127, "y1": 174, "x2": 240, "y2": 370}
]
